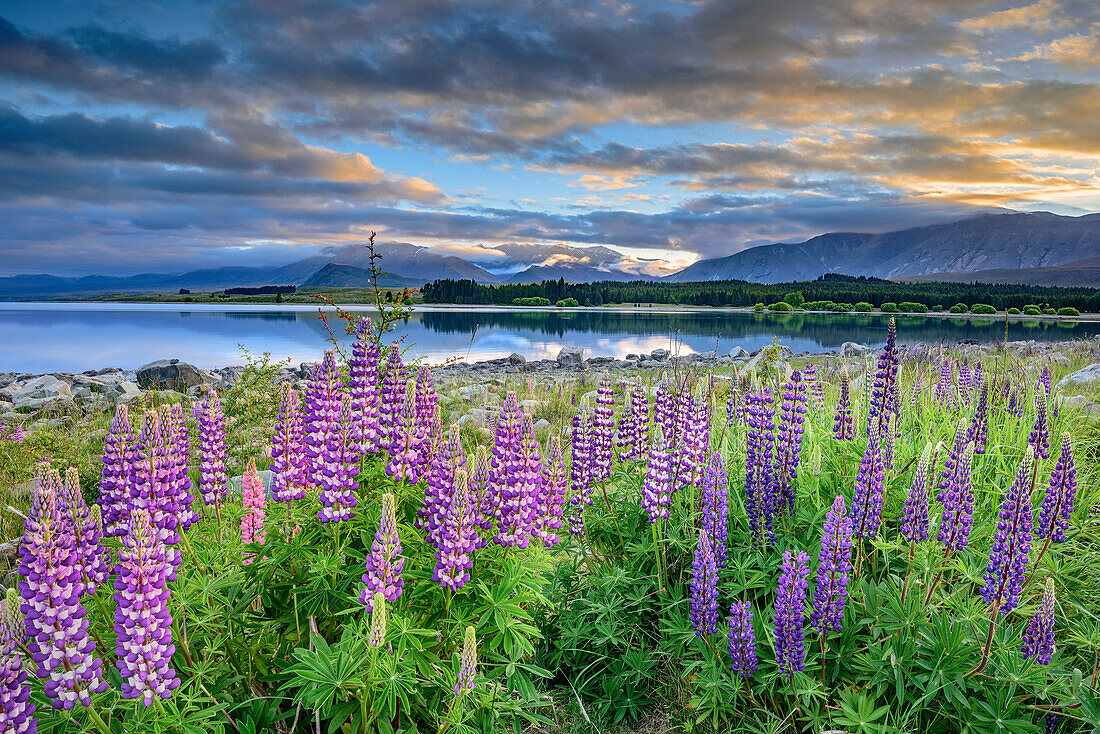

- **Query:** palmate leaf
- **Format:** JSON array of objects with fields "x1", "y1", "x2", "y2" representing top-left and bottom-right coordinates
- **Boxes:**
[{"x1": 833, "y1": 689, "x2": 892, "y2": 734}]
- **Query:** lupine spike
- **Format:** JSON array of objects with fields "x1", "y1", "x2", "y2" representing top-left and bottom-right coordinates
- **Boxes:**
[
  {"x1": 378, "y1": 344, "x2": 407, "y2": 453},
  {"x1": 937, "y1": 419, "x2": 976, "y2": 552},
  {"x1": 197, "y1": 389, "x2": 229, "y2": 507},
  {"x1": 360, "y1": 493, "x2": 404, "y2": 610},
  {"x1": 775, "y1": 370, "x2": 807, "y2": 514},
  {"x1": 534, "y1": 436, "x2": 569, "y2": 547},
  {"x1": 981, "y1": 447, "x2": 1035, "y2": 615},
  {"x1": 700, "y1": 450, "x2": 729, "y2": 567},
  {"x1": 271, "y1": 383, "x2": 307, "y2": 501},
  {"x1": 848, "y1": 423, "x2": 886, "y2": 540},
  {"x1": 455, "y1": 626, "x2": 477, "y2": 695},
  {"x1": 348, "y1": 317, "x2": 382, "y2": 454},
  {"x1": 689, "y1": 525, "x2": 720, "y2": 635},
  {"x1": 773, "y1": 550, "x2": 810, "y2": 678},
  {"x1": 642, "y1": 426, "x2": 673, "y2": 523},
  {"x1": 240, "y1": 458, "x2": 266, "y2": 563},
  {"x1": 833, "y1": 372, "x2": 854, "y2": 441},
  {"x1": 303, "y1": 351, "x2": 345, "y2": 490},
  {"x1": 0, "y1": 587, "x2": 35, "y2": 733},
  {"x1": 368, "y1": 593, "x2": 387, "y2": 647},
  {"x1": 99, "y1": 404, "x2": 135, "y2": 536},
  {"x1": 745, "y1": 387, "x2": 777, "y2": 544},
  {"x1": 900, "y1": 442, "x2": 934, "y2": 543},
  {"x1": 1037, "y1": 433, "x2": 1077, "y2": 544},
  {"x1": 968, "y1": 379, "x2": 989, "y2": 454},
  {"x1": 319, "y1": 394, "x2": 361, "y2": 523},
  {"x1": 726, "y1": 601, "x2": 757, "y2": 678},
  {"x1": 1029, "y1": 390, "x2": 1051, "y2": 460},
  {"x1": 811, "y1": 495, "x2": 854, "y2": 633},
  {"x1": 1021, "y1": 578, "x2": 1056, "y2": 664}
]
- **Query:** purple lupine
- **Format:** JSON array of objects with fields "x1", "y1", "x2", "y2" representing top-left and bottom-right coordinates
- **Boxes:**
[
  {"x1": 654, "y1": 380, "x2": 676, "y2": 437},
  {"x1": 934, "y1": 358, "x2": 955, "y2": 409},
  {"x1": 700, "y1": 450, "x2": 729, "y2": 568},
  {"x1": 434, "y1": 469, "x2": 479, "y2": 590},
  {"x1": 348, "y1": 318, "x2": 382, "y2": 455},
  {"x1": 727, "y1": 601, "x2": 757, "y2": 678},
  {"x1": 848, "y1": 424, "x2": 886, "y2": 540},
  {"x1": 900, "y1": 442, "x2": 934, "y2": 543},
  {"x1": 968, "y1": 379, "x2": 989, "y2": 454},
  {"x1": 414, "y1": 365, "x2": 438, "y2": 427},
  {"x1": 360, "y1": 492, "x2": 404, "y2": 611},
  {"x1": 745, "y1": 387, "x2": 777, "y2": 544},
  {"x1": 455, "y1": 625, "x2": 477, "y2": 696},
  {"x1": 615, "y1": 383, "x2": 647, "y2": 461},
  {"x1": 802, "y1": 363, "x2": 825, "y2": 409},
  {"x1": 773, "y1": 550, "x2": 810, "y2": 678},
  {"x1": 420, "y1": 423, "x2": 464, "y2": 547},
  {"x1": 132, "y1": 410, "x2": 183, "y2": 579},
  {"x1": 197, "y1": 389, "x2": 229, "y2": 507},
  {"x1": 775, "y1": 370, "x2": 807, "y2": 514},
  {"x1": 566, "y1": 405, "x2": 595, "y2": 534},
  {"x1": 534, "y1": 436, "x2": 568, "y2": 547},
  {"x1": 675, "y1": 385, "x2": 710, "y2": 493},
  {"x1": 385, "y1": 381, "x2": 427, "y2": 485},
  {"x1": 167, "y1": 404, "x2": 196, "y2": 530},
  {"x1": 811, "y1": 495, "x2": 854, "y2": 633},
  {"x1": 113, "y1": 506, "x2": 180, "y2": 705},
  {"x1": 880, "y1": 415, "x2": 896, "y2": 471},
  {"x1": 959, "y1": 359, "x2": 972, "y2": 401},
  {"x1": 937, "y1": 419, "x2": 977, "y2": 552},
  {"x1": 1021, "y1": 578, "x2": 1056, "y2": 665},
  {"x1": 303, "y1": 351, "x2": 344, "y2": 489},
  {"x1": 468, "y1": 446, "x2": 492, "y2": 547},
  {"x1": 486, "y1": 392, "x2": 523, "y2": 531},
  {"x1": 18, "y1": 467, "x2": 107, "y2": 709},
  {"x1": 497, "y1": 415, "x2": 540, "y2": 548},
  {"x1": 690, "y1": 526, "x2": 720, "y2": 636},
  {"x1": 833, "y1": 373, "x2": 854, "y2": 441},
  {"x1": 725, "y1": 380, "x2": 742, "y2": 427},
  {"x1": 271, "y1": 383, "x2": 307, "y2": 502},
  {"x1": 318, "y1": 394, "x2": 362, "y2": 523},
  {"x1": 642, "y1": 426, "x2": 674, "y2": 523},
  {"x1": 99, "y1": 403, "x2": 135, "y2": 537},
  {"x1": 868, "y1": 318, "x2": 899, "y2": 436},
  {"x1": 1039, "y1": 365, "x2": 1052, "y2": 397},
  {"x1": 1029, "y1": 390, "x2": 1050, "y2": 460},
  {"x1": 1, "y1": 588, "x2": 35, "y2": 733},
  {"x1": 377, "y1": 344, "x2": 406, "y2": 453},
  {"x1": 590, "y1": 378, "x2": 615, "y2": 483},
  {"x1": 1037, "y1": 433, "x2": 1077, "y2": 544},
  {"x1": 981, "y1": 448, "x2": 1035, "y2": 615},
  {"x1": 59, "y1": 468, "x2": 109, "y2": 598},
  {"x1": 672, "y1": 375, "x2": 695, "y2": 449}
]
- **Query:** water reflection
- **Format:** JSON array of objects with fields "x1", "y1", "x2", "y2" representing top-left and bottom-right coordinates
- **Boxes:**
[{"x1": 0, "y1": 303, "x2": 1095, "y2": 373}]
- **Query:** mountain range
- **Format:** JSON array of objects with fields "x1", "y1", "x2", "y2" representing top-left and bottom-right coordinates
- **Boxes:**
[{"x1": 3, "y1": 212, "x2": 1100, "y2": 298}]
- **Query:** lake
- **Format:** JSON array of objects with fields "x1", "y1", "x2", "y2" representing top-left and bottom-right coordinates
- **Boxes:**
[{"x1": 1, "y1": 302, "x2": 1096, "y2": 374}]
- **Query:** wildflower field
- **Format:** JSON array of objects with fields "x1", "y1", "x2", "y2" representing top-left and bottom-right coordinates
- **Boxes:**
[{"x1": 2, "y1": 316, "x2": 1100, "y2": 734}]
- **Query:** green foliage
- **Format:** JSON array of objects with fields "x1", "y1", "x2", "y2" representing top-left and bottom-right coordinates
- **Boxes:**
[
  {"x1": 1024, "y1": 306, "x2": 1043, "y2": 315},
  {"x1": 1045, "y1": 307, "x2": 1057, "y2": 315},
  {"x1": 1058, "y1": 306, "x2": 1080, "y2": 316},
  {"x1": 829, "y1": 302, "x2": 853, "y2": 312},
  {"x1": 1008, "y1": 307, "x2": 1022, "y2": 314},
  {"x1": 767, "y1": 301, "x2": 794, "y2": 312},
  {"x1": 898, "y1": 301, "x2": 929, "y2": 313},
  {"x1": 783, "y1": 291, "x2": 805, "y2": 307},
  {"x1": 949, "y1": 303, "x2": 969, "y2": 314},
  {"x1": 970, "y1": 303, "x2": 997, "y2": 314},
  {"x1": 513, "y1": 296, "x2": 553, "y2": 306},
  {"x1": 880, "y1": 302, "x2": 898, "y2": 312},
  {"x1": 754, "y1": 302, "x2": 765, "y2": 312},
  {"x1": 853, "y1": 301, "x2": 873, "y2": 312},
  {"x1": 556, "y1": 297, "x2": 579, "y2": 307}
]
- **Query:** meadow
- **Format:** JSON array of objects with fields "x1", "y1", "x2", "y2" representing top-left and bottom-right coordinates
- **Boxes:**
[{"x1": 1, "y1": 315, "x2": 1099, "y2": 734}]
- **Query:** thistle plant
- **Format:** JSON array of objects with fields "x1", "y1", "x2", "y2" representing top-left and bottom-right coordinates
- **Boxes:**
[
  {"x1": 773, "y1": 550, "x2": 810, "y2": 678},
  {"x1": 360, "y1": 493, "x2": 404, "y2": 611},
  {"x1": 727, "y1": 601, "x2": 757, "y2": 679}
]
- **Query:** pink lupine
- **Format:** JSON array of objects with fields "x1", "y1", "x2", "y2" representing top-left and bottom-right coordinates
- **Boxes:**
[{"x1": 240, "y1": 458, "x2": 266, "y2": 563}]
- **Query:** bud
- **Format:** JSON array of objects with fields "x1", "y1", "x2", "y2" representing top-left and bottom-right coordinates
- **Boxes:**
[{"x1": 368, "y1": 592, "x2": 387, "y2": 647}]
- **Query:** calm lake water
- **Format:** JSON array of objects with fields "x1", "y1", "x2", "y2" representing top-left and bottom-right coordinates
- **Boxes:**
[{"x1": 1, "y1": 302, "x2": 1097, "y2": 373}]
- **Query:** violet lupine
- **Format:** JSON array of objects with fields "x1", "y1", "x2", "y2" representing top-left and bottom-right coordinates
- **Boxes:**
[
  {"x1": 937, "y1": 420, "x2": 977, "y2": 552},
  {"x1": 486, "y1": 392, "x2": 523, "y2": 530},
  {"x1": 833, "y1": 373, "x2": 854, "y2": 441},
  {"x1": 700, "y1": 451, "x2": 729, "y2": 568},
  {"x1": 271, "y1": 383, "x2": 307, "y2": 502},
  {"x1": 414, "y1": 365, "x2": 438, "y2": 427},
  {"x1": 725, "y1": 381, "x2": 742, "y2": 427},
  {"x1": 981, "y1": 448, "x2": 1035, "y2": 615},
  {"x1": 1029, "y1": 390, "x2": 1051, "y2": 460},
  {"x1": 880, "y1": 415, "x2": 897, "y2": 471},
  {"x1": 775, "y1": 371, "x2": 807, "y2": 514},
  {"x1": 1, "y1": 588, "x2": 35, "y2": 734},
  {"x1": 959, "y1": 359, "x2": 972, "y2": 401},
  {"x1": 690, "y1": 526, "x2": 720, "y2": 636},
  {"x1": 420, "y1": 424, "x2": 464, "y2": 547},
  {"x1": 497, "y1": 415, "x2": 541, "y2": 548},
  {"x1": 615, "y1": 383, "x2": 646, "y2": 461},
  {"x1": 99, "y1": 403, "x2": 135, "y2": 536},
  {"x1": 1037, "y1": 433, "x2": 1077, "y2": 544},
  {"x1": 319, "y1": 394, "x2": 362, "y2": 523},
  {"x1": 727, "y1": 601, "x2": 757, "y2": 678},
  {"x1": 802, "y1": 363, "x2": 825, "y2": 409},
  {"x1": 590, "y1": 378, "x2": 615, "y2": 482},
  {"x1": 385, "y1": 382, "x2": 426, "y2": 485},
  {"x1": 868, "y1": 318, "x2": 899, "y2": 436},
  {"x1": 240, "y1": 458, "x2": 266, "y2": 563},
  {"x1": 773, "y1": 550, "x2": 810, "y2": 678},
  {"x1": 434, "y1": 469, "x2": 479, "y2": 590},
  {"x1": 811, "y1": 495, "x2": 854, "y2": 633},
  {"x1": 469, "y1": 446, "x2": 493, "y2": 542},
  {"x1": 18, "y1": 467, "x2": 107, "y2": 709},
  {"x1": 934, "y1": 358, "x2": 955, "y2": 409},
  {"x1": 348, "y1": 317, "x2": 382, "y2": 455},
  {"x1": 167, "y1": 404, "x2": 196, "y2": 531},
  {"x1": 642, "y1": 426, "x2": 674, "y2": 523},
  {"x1": 968, "y1": 379, "x2": 990, "y2": 454},
  {"x1": 455, "y1": 626, "x2": 477, "y2": 696},
  {"x1": 113, "y1": 507, "x2": 179, "y2": 705},
  {"x1": 900, "y1": 442, "x2": 934, "y2": 544},
  {"x1": 654, "y1": 380, "x2": 676, "y2": 437},
  {"x1": 566, "y1": 405, "x2": 595, "y2": 534},
  {"x1": 377, "y1": 344, "x2": 407, "y2": 453},
  {"x1": 1040, "y1": 364, "x2": 1052, "y2": 397},
  {"x1": 132, "y1": 410, "x2": 183, "y2": 579},
  {"x1": 303, "y1": 351, "x2": 344, "y2": 488},
  {"x1": 848, "y1": 424, "x2": 886, "y2": 540},
  {"x1": 360, "y1": 493, "x2": 404, "y2": 611},
  {"x1": 534, "y1": 436, "x2": 568, "y2": 547},
  {"x1": 197, "y1": 389, "x2": 229, "y2": 507},
  {"x1": 1021, "y1": 578, "x2": 1056, "y2": 665},
  {"x1": 59, "y1": 468, "x2": 109, "y2": 597},
  {"x1": 676, "y1": 386, "x2": 710, "y2": 493},
  {"x1": 745, "y1": 388, "x2": 777, "y2": 544}
]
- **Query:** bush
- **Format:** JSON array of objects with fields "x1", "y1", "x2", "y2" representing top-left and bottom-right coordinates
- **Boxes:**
[
  {"x1": 880, "y1": 302, "x2": 898, "y2": 312},
  {"x1": 898, "y1": 302, "x2": 929, "y2": 313},
  {"x1": 1057, "y1": 306, "x2": 1080, "y2": 316},
  {"x1": 1023, "y1": 305, "x2": 1042, "y2": 315},
  {"x1": 782, "y1": 291, "x2": 805, "y2": 308},
  {"x1": 933, "y1": 305, "x2": 944, "y2": 312},
  {"x1": 555, "y1": 297, "x2": 579, "y2": 307},
  {"x1": 767, "y1": 301, "x2": 794, "y2": 312},
  {"x1": 753, "y1": 302, "x2": 765, "y2": 312},
  {"x1": 1044, "y1": 307, "x2": 1057, "y2": 315},
  {"x1": 970, "y1": 303, "x2": 997, "y2": 315},
  {"x1": 828, "y1": 302, "x2": 853, "y2": 312},
  {"x1": 512, "y1": 296, "x2": 552, "y2": 306},
  {"x1": 853, "y1": 302, "x2": 873, "y2": 312},
  {"x1": 949, "y1": 303, "x2": 968, "y2": 314},
  {"x1": 1007, "y1": 307, "x2": 1021, "y2": 315},
  {"x1": 803, "y1": 300, "x2": 835, "y2": 311}
]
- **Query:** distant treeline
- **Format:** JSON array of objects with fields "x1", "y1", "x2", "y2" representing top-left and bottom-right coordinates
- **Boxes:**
[
  {"x1": 223, "y1": 285, "x2": 296, "y2": 296},
  {"x1": 420, "y1": 274, "x2": 1100, "y2": 310}
]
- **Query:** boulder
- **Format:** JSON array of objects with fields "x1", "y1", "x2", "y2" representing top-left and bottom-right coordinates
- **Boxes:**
[
  {"x1": 1059, "y1": 363, "x2": 1100, "y2": 388},
  {"x1": 556, "y1": 346, "x2": 584, "y2": 367},
  {"x1": 586, "y1": 356, "x2": 615, "y2": 365},
  {"x1": 136, "y1": 359, "x2": 210, "y2": 393},
  {"x1": 507, "y1": 352, "x2": 526, "y2": 365},
  {"x1": 650, "y1": 348, "x2": 670, "y2": 361},
  {"x1": 729, "y1": 346, "x2": 750, "y2": 360},
  {"x1": 841, "y1": 342, "x2": 871, "y2": 358},
  {"x1": 12, "y1": 375, "x2": 71, "y2": 410},
  {"x1": 625, "y1": 353, "x2": 639, "y2": 361},
  {"x1": 533, "y1": 419, "x2": 551, "y2": 431},
  {"x1": 1062, "y1": 395, "x2": 1100, "y2": 418}
]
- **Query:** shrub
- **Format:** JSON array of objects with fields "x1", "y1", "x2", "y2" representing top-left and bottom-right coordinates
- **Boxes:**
[
  {"x1": 512, "y1": 296, "x2": 553, "y2": 306},
  {"x1": 753, "y1": 302, "x2": 765, "y2": 312},
  {"x1": 949, "y1": 303, "x2": 968, "y2": 314},
  {"x1": 782, "y1": 291, "x2": 805, "y2": 308},
  {"x1": 1023, "y1": 305, "x2": 1042, "y2": 315},
  {"x1": 970, "y1": 303, "x2": 997, "y2": 315},
  {"x1": 1057, "y1": 306, "x2": 1080, "y2": 316},
  {"x1": 829, "y1": 302, "x2": 853, "y2": 312},
  {"x1": 803, "y1": 300, "x2": 834, "y2": 311},
  {"x1": 933, "y1": 305, "x2": 944, "y2": 312},
  {"x1": 853, "y1": 302, "x2": 873, "y2": 312},
  {"x1": 879, "y1": 302, "x2": 898, "y2": 312},
  {"x1": 1044, "y1": 307, "x2": 1057, "y2": 315},
  {"x1": 767, "y1": 301, "x2": 794, "y2": 312},
  {"x1": 898, "y1": 302, "x2": 929, "y2": 313},
  {"x1": 1007, "y1": 307, "x2": 1021, "y2": 315},
  {"x1": 555, "y1": 297, "x2": 579, "y2": 307}
]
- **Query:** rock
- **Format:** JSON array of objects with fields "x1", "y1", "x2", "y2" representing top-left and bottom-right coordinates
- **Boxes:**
[
  {"x1": 136, "y1": 359, "x2": 211, "y2": 393},
  {"x1": 507, "y1": 353, "x2": 526, "y2": 365},
  {"x1": 0, "y1": 382, "x2": 20, "y2": 402},
  {"x1": 650, "y1": 348, "x2": 669, "y2": 361},
  {"x1": 639, "y1": 359, "x2": 658, "y2": 368},
  {"x1": 557, "y1": 346, "x2": 584, "y2": 367},
  {"x1": 728, "y1": 346, "x2": 749, "y2": 360},
  {"x1": 586, "y1": 356, "x2": 615, "y2": 365},
  {"x1": 12, "y1": 375, "x2": 71, "y2": 410},
  {"x1": 625, "y1": 353, "x2": 639, "y2": 361},
  {"x1": 841, "y1": 342, "x2": 871, "y2": 358},
  {"x1": 616, "y1": 360, "x2": 635, "y2": 368},
  {"x1": 1059, "y1": 363, "x2": 1100, "y2": 387},
  {"x1": 533, "y1": 419, "x2": 551, "y2": 431},
  {"x1": 1063, "y1": 395, "x2": 1100, "y2": 418}
]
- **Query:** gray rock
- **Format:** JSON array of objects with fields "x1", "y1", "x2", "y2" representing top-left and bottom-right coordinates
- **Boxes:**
[
  {"x1": 1062, "y1": 395, "x2": 1100, "y2": 418},
  {"x1": 507, "y1": 352, "x2": 526, "y2": 365},
  {"x1": 1059, "y1": 363, "x2": 1100, "y2": 387},
  {"x1": 13, "y1": 375, "x2": 71, "y2": 410},
  {"x1": 639, "y1": 359, "x2": 658, "y2": 368},
  {"x1": 557, "y1": 346, "x2": 584, "y2": 367},
  {"x1": 728, "y1": 346, "x2": 750, "y2": 360},
  {"x1": 841, "y1": 342, "x2": 871, "y2": 358},
  {"x1": 533, "y1": 419, "x2": 551, "y2": 431},
  {"x1": 586, "y1": 356, "x2": 615, "y2": 365},
  {"x1": 616, "y1": 360, "x2": 635, "y2": 368},
  {"x1": 650, "y1": 348, "x2": 670, "y2": 361},
  {"x1": 625, "y1": 353, "x2": 639, "y2": 361},
  {"x1": 136, "y1": 359, "x2": 211, "y2": 393}
]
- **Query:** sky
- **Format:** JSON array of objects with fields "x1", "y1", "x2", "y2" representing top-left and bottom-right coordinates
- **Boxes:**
[{"x1": 0, "y1": 0, "x2": 1098, "y2": 277}]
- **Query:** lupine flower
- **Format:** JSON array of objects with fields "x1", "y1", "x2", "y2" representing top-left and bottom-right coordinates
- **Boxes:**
[
  {"x1": 900, "y1": 442, "x2": 934, "y2": 543},
  {"x1": 616, "y1": 383, "x2": 648, "y2": 461},
  {"x1": 590, "y1": 378, "x2": 615, "y2": 482},
  {"x1": 534, "y1": 436, "x2": 568, "y2": 547},
  {"x1": 811, "y1": 496, "x2": 854, "y2": 633},
  {"x1": 868, "y1": 318, "x2": 899, "y2": 435},
  {"x1": 271, "y1": 383, "x2": 307, "y2": 502},
  {"x1": 360, "y1": 493, "x2": 404, "y2": 611},
  {"x1": 197, "y1": 389, "x2": 229, "y2": 506},
  {"x1": 672, "y1": 376, "x2": 695, "y2": 449},
  {"x1": 700, "y1": 451, "x2": 729, "y2": 568},
  {"x1": 1039, "y1": 365, "x2": 1052, "y2": 397},
  {"x1": 420, "y1": 424, "x2": 464, "y2": 547},
  {"x1": 567, "y1": 405, "x2": 595, "y2": 533},
  {"x1": 167, "y1": 404, "x2": 196, "y2": 531},
  {"x1": 1021, "y1": 578, "x2": 1056, "y2": 665},
  {"x1": 745, "y1": 388, "x2": 777, "y2": 544},
  {"x1": 773, "y1": 550, "x2": 810, "y2": 678},
  {"x1": 113, "y1": 507, "x2": 180, "y2": 705},
  {"x1": 384, "y1": 381, "x2": 424, "y2": 484},
  {"x1": 99, "y1": 404, "x2": 135, "y2": 537},
  {"x1": 59, "y1": 468, "x2": 109, "y2": 597},
  {"x1": 959, "y1": 359, "x2": 972, "y2": 401},
  {"x1": 726, "y1": 601, "x2": 757, "y2": 678},
  {"x1": 368, "y1": 593, "x2": 386, "y2": 647},
  {"x1": 674, "y1": 385, "x2": 709, "y2": 493},
  {"x1": 1037, "y1": 433, "x2": 1077, "y2": 544},
  {"x1": 654, "y1": 380, "x2": 676, "y2": 437},
  {"x1": 378, "y1": 344, "x2": 406, "y2": 453},
  {"x1": 319, "y1": 395, "x2": 362, "y2": 523},
  {"x1": 934, "y1": 358, "x2": 955, "y2": 409},
  {"x1": 469, "y1": 446, "x2": 493, "y2": 542},
  {"x1": 725, "y1": 381, "x2": 742, "y2": 427},
  {"x1": 486, "y1": 392, "x2": 523, "y2": 530},
  {"x1": 981, "y1": 448, "x2": 1035, "y2": 615},
  {"x1": 497, "y1": 415, "x2": 540, "y2": 548},
  {"x1": 969, "y1": 379, "x2": 990, "y2": 454},
  {"x1": 18, "y1": 467, "x2": 107, "y2": 709},
  {"x1": 833, "y1": 373, "x2": 854, "y2": 441},
  {"x1": 937, "y1": 419, "x2": 977, "y2": 552},
  {"x1": 775, "y1": 371, "x2": 807, "y2": 514},
  {"x1": 690, "y1": 526, "x2": 720, "y2": 635},
  {"x1": 802, "y1": 363, "x2": 825, "y2": 409},
  {"x1": 348, "y1": 317, "x2": 382, "y2": 454},
  {"x1": 642, "y1": 426, "x2": 674, "y2": 523},
  {"x1": 1029, "y1": 390, "x2": 1051, "y2": 460},
  {"x1": 434, "y1": 470, "x2": 479, "y2": 590},
  {"x1": 455, "y1": 626, "x2": 477, "y2": 696},
  {"x1": 240, "y1": 458, "x2": 266, "y2": 563},
  {"x1": 303, "y1": 351, "x2": 344, "y2": 488},
  {"x1": 0, "y1": 587, "x2": 35, "y2": 733},
  {"x1": 848, "y1": 424, "x2": 886, "y2": 540},
  {"x1": 415, "y1": 365, "x2": 438, "y2": 428},
  {"x1": 133, "y1": 410, "x2": 182, "y2": 579}
]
